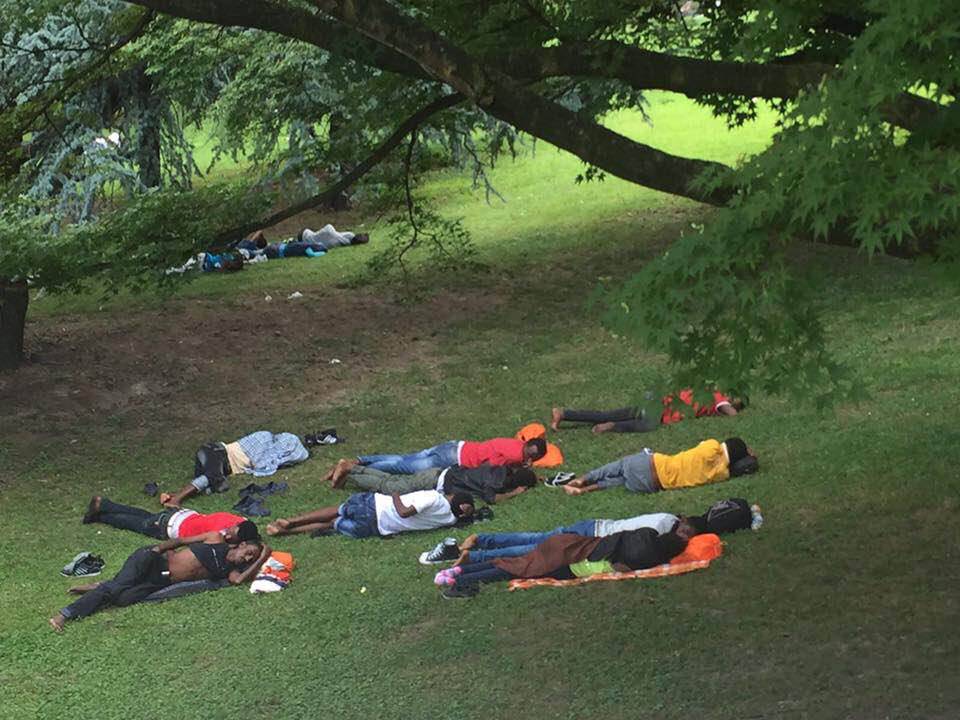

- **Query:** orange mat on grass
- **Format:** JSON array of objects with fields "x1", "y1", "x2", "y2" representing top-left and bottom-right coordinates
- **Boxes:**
[{"x1": 508, "y1": 533, "x2": 722, "y2": 591}]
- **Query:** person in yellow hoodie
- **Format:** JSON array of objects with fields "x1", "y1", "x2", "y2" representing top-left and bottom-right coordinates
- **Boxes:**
[{"x1": 562, "y1": 438, "x2": 757, "y2": 496}]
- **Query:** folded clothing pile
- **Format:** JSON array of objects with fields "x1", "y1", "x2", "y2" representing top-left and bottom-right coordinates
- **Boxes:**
[{"x1": 250, "y1": 551, "x2": 296, "y2": 594}]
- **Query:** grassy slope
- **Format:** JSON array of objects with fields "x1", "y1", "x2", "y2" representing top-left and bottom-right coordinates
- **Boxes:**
[{"x1": 2, "y1": 94, "x2": 959, "y2": 720}]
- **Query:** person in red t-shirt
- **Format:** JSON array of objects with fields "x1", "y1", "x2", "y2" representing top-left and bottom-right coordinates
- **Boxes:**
[
  {"x1": 356, "y1": 437, "x2": 547, "y2": 475},
  {"x1": 551, "y1": 389, "x2": 747, "y2": 434},
  {"x1": 83, "y1": 495, "x2": 260, "y2": 544}
]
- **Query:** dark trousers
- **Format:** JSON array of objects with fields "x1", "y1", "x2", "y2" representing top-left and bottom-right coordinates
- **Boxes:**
[
  {"x1": 562, "y1": 407, "x2": 658, "y2": 433},
  {"x1": 97, "y1": 498, "x2": 169, "y2": 539},
  {"x1": 454, "y1": 561, "x2": 576, "y2": 588},
  {"x1": 61, "y1": 547, "x2": 171, "y2": 620},
  {"x1": 194, "y1": 443, "x2": 230, "y2": 490}
]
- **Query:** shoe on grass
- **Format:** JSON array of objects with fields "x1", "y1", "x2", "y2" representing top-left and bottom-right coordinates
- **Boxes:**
[
  {"x1": 545, "y1": 472, "x2": 576, "y2": 487},
  {"x1": 419, "y1": 537, "x2": 459, "y2": 565},
  {"x1": 61, "y1": 552, "x2": 105, "y2": 578}
]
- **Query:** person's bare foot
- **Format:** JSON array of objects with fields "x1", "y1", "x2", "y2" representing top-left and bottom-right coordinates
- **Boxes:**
[
  {"x1": 459, "y1": 533, "x2": 479, "y2": 551},
  {"x1": 331, "y1": 458, "x2": 357, "y2": 488},
  {"x1": 68, "y1": 582, "x2": 100, "y2": 595},
  {"x1": 49, "y1": 614, "x2": 66, "y2": 632},
  {"x1": 266, "y1": 518, "x2": 290, "y2": 536},
  {"x1": 82, "y1": 496, "x2": 102, "y2": 524},
  {"x1": 563, "y1": 484, "x2": 585, "y2": 496},
  {"x1": 323, "y1": 464, "x2": 337, "y2": 484},
  {"x1": 550, "y1": 407, "x2": 564, "y2": 432},
  {"x1": 453, "y1": 550, "x2": 471, "y2": 567},
  {"x1": 592, "y1": 422, "x2": 615, "y2": 434}
]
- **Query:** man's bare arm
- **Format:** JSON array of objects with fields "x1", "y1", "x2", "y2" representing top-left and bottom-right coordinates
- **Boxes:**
[
  {"x1": 228, "y1": 544, "x2": 272, "y2": 585},
  {"x1": 152, "y1": 531, "x2": 220, "y2": 552},
  {"x1": 159, "y1": 483, "x2": 198, "y2": 507},
  {"x1": 493, "y1": 486, "x2": 528, "y2": 504},
  {"x1": 392, "y1": 493, "x2": 417, "y2": 518}
]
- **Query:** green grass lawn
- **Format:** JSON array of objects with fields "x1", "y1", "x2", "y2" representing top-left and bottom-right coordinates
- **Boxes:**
[{"x1": 2, "y1": 93, "x2": 959, "y2": 720}]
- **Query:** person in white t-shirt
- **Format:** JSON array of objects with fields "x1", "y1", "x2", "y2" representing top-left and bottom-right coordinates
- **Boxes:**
[{"x1": 265, "y1": 490, "x2": 475, "y2": 539}]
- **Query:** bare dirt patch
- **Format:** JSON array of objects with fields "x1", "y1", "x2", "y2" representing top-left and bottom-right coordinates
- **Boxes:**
[{"x1": 0, "y1": 284, "x2": 502, "y2": 450}]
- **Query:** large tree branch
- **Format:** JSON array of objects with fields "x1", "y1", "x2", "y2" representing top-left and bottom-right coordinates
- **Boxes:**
[
  {"x1": 503, "y1": 44, "x2": 834, "y2": 101},
  {"x1": 304, "y1": 0, "x2": 732, "y2": 204},
  {"x1": 126, "y1": 0, "x2": 428, "y2": 79},
  {"x1": 123, "y1": 0, "x2": 938, "y2": 134},
  {"x1": 213, "y1": 92, "x2": 463, "y2": 244}
]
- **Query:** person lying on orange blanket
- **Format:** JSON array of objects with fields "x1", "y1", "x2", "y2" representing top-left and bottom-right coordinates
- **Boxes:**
[{"x1": 434, "y1": 526, "x2": 690, "y2": 599}]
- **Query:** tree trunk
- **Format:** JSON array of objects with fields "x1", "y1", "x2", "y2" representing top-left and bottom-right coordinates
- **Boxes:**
[
  {"x1": 134, "y1": 65, "x2": 162, "y2": 189},
  {"x1": 0, "y1": 278, "x2": 28, "y2": 370}
]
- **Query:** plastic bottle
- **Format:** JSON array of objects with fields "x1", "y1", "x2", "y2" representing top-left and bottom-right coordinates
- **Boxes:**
[{"x1": 751, "y1": 504, "x2": 764, "y2": 531}]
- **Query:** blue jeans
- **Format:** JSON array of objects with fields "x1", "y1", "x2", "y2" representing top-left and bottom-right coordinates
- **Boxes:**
[
  {"x1": 468, "y1": 519, "x2": 596, "y2": 562},
  {"x1": 358, "y1": 441, "x2": 459, "y2": 475},
  {"x1": 334, "y1": 493, "x2": 380, "y2": 539}
]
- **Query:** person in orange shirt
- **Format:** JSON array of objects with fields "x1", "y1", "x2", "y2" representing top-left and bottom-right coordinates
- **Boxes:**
[
  {"x1": 551, "y1": 389, "x2": 747, "y2": 434},
  {"x1": 562, "y1": 438, "x2": 757, "y2": 495}
]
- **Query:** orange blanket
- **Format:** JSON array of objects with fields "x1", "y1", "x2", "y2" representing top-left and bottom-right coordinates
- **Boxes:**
[{"x1": 508, "y1": 533, "x2": 722, "y2": 591}]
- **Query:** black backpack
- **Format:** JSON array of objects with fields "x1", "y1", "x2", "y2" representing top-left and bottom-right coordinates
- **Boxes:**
[{"x1": 704, "y1": 498, "x2": 752, "y2": 534}]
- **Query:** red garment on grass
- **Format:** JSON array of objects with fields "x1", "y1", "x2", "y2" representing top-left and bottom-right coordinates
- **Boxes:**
[
  {"x1": 459, "y1": 438, "x2": 526, "y2": 468},
  {"x1": 180, "y1": 511, "x2": 245, "y2": 536},
  {"x1": 661, "y1": 389, "x2": 731, "y2": 425}
]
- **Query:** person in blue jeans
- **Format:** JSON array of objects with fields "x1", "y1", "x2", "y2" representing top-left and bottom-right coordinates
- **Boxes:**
[
  {"x1": 435, "y1": 512, "x2": 688, "y2": 565},
  {"x1": 355, "y1": 441, "x2": 461, "y2": 475},
  {"x1": 266, "y1": 489, "x2": 475, "y2": 539},
  {"x1": 356, "y1": 437, "x2": 545, "y2": 476}
]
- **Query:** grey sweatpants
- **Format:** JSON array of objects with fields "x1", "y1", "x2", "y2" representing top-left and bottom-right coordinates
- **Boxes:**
[
  {"x1": 344, "y1": 465, "x2": 441, "y2": 494},
  {"x1": 584, "y1": 450, "x2": 658, "y2": 493}
]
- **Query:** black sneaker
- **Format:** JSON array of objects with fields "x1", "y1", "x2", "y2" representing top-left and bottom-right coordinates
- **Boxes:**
[
  {"x1": 419, "y1": 537, "x2": 460, "y2": 565},
  {"x1": 61, "y1": 552, "x2": 105, "y2": 577},
  {"x1": 441, "y1": 584, "x2": 479, "y2": 600},
  {"x1": 545, "y1": 472, "x2": 576, "y2": 487},
  {"x1": 304, "y1": 429, "x2": 340, "y2": 447}
]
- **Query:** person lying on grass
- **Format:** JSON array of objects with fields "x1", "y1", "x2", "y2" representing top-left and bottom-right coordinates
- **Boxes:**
[
  {"x1": 265, "y1": 490, "x2": 475, "y2": 539},
  {"x1": 324, "y1": 458, "x2": 537, "y2": 504},
  {"x1": 160, "y1": 430, "x2": 310, "y2": 507},
  {"x1": 83, "y1": 495, "x2": 259, "y2": 545},
  {"x1": 49, "y1": 539, "x2": 269, "y2": 632},
  {"x1": 234, "y1": 226, "x2": 369, "y2": 258},
  {"x1": 420, "y1": 497, "x2": 754, "y2": 565},
  {"x1": 562, "y1": 437, "x2": 758, "y2": 496},
  {"x1": 434, "y1": 527, "x2": 688, "y2": 599},
  {"x1": 356, "y1": 437, "x2": 547, "y2": 475},
  {"x1": 551, "y1": 389, "x2": 747, "y2": 434}
]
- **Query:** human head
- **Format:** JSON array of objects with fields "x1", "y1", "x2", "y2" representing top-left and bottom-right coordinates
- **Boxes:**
[
  {"x1": 227, "y1": 541, "x2": 262, "y2": 566},
  {"x1": 505, "y1": 466, "x2": 538, "y2": 489},
  {"x1": 351, "y1": 233, "x2": 370, "y2": 245},
  {"x1": 249, "y1": 229, "x2": 268, "y2": 249},
  {"x1": 654, "y1": 530, "x2": 689, "y2": 562},
  {"x1": 673, "y1": 516, "x2": 701, "y2": 541},
  {"x1": 723, "y1": 437, "x2": 751, "y2": 463},
  {"x1": 449, "y1": 492, "x2": 475, "y2": 518},
  {"x1": 223, "y1": 520, "x2": 260, "y2": 544},
  {"x1": 522, "y1": 438, "x2": 547, "y2": 463},
  {"x1": 724, "y1": 438, "x2": 758, "y2": 476},
  {"x1": 731, "y1": 394, "x2": 749, "y2": 412}
]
